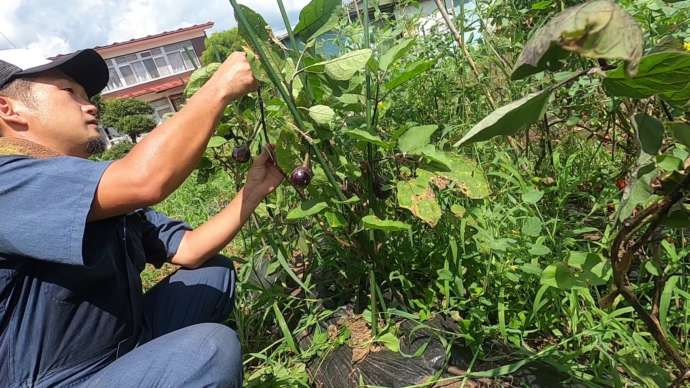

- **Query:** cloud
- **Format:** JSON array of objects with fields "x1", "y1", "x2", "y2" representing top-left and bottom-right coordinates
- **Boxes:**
[
  {"x1": 26, "y1": 35, "x2": 71, "y2": 57},
  {"x1": 0, "y1": 0, "x2": 316, "y2": 57}
]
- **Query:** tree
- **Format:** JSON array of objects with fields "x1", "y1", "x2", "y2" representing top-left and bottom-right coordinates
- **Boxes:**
[
  {"x1": 100, "y1": 99, "x2": 157, "y2": 143},
  {"x1": 201, "y1": 28, "x2": 245, "y2": 65}
]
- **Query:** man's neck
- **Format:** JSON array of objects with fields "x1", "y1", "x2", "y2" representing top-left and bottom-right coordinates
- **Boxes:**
[{"x1": 0, "y1": 137, "x2": 62, "y2": 159}]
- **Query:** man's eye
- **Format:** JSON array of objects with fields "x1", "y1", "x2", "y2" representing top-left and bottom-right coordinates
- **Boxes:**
[{"x1": 63, "y1": 88, "x2": 74, "y2": 93}]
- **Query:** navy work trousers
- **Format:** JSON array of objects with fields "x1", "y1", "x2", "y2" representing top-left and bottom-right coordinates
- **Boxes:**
[{"x1": 82, "y1": 255, "x2": 241, "y2": 388}]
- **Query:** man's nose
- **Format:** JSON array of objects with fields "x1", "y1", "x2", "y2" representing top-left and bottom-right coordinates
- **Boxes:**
[{"x1": 83, "y1": 103, "x2": 98, "y2": 117}]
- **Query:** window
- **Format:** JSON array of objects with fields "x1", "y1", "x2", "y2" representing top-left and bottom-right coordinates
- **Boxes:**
[
  {"x1": 170, "y1": 94, "x2": 185, "y2": 111},
  {"x1": 154, "y1": 57, "x2": 170, "y2": 76},
  {"x1": 106, "y1": 66, "x2": 123, "y2": 90},
  {"x1": 167, "y1": 52, "x2": 185, "y2": 73},
  {"x1": 143, "y1": 58, "x2": 160, "y2": 78},
  {"x1": 150, "y1": 98, "x2": 174, "y2": 122},
  {"x1": 102, "y1": 40, "x2": 201, "y2": 93},
  {"x1": 119, "y1": 65, "x2": 136, "y2": 86}
]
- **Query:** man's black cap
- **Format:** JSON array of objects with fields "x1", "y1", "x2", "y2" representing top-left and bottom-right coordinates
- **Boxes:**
[{"x1": 0, "y1": 48, "x2": 108, "y2": 98}]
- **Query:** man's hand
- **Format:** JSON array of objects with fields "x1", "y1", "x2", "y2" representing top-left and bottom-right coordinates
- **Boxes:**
[
  {"x1": 209, "y1": 52, "x2": 259, "y2": 102},
  {"x1": 244, "y1": 145, "x2": 284, "y2": 201},
  {"x1": 171, "y1": 145, "x2": 284, "y2": 269}
]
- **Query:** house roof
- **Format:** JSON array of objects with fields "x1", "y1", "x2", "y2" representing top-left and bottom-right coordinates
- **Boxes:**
[
  {"x1": 102, "y1": 71, "x2": 192, "y2": 99},
  {"x1": 50, "y1": 22, "x2": 214, "y2": 60},
  {"x1": 94, "y1": 22, "x2": 214, "y2": 51}
]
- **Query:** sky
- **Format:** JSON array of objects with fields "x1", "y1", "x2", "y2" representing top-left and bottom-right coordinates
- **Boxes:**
[{"x1": 0, "y1": 0, "x2": 314, "y2": 57}]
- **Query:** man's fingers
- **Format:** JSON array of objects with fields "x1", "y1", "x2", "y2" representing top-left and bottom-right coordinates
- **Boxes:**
[{"x1": 256, "y1": 144, "x2": 276, "y2": 165}]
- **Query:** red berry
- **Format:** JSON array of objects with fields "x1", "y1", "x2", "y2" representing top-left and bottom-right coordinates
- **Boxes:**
[{"x1": 615, "y1": 178, "x2": 626, "y2": 190}]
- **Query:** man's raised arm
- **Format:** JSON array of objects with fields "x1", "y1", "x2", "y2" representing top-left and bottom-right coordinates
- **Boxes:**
[{"x1": 88, "y1": 52, "x2": 258, "y2": 221}]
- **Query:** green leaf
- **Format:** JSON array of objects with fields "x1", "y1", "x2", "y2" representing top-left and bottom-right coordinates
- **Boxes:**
[
  {"x1": 660, "y1": 276, "x2": 679, "y2": 335},
  {"x1": 398, "y1": 125, "x2": 438, "y2": 154},
  {"x1": 308, "y1": 105, "x2": 335, "y2": 125},
  {"x1": 644, "y1": 260, "x2": 661, "y2": 276},
  {"x1": 603, "y1": 52, "x2": 690, "y2": 106},
  {"x1": 332, "y1": 195, "x2": 360, "y2": 205},
  {"x1": 286, "y1": 200, "x2": 329, "y2": 220},
  {"x1": 512, "y1": 0, "x2": 643, "y2": 80},
  {"x1": 620, "y1": 174, "x2": 658, "y2": 221},
  {"x1": 619, "y1": 354, "x2": 671, "y2": 388},
  {"x1": 668, "y1": 121, "x2": 690, "y2": 148},
  {"x1": 454, "y1": 90, "x2": 552, "y2": 147},
  {"x1": 343, "y1": 129, "x2": 387, "y2": 146},
  {"x1": 273, "y1": 302, "x2": 299, "y2": 354},
  {"x1": 567, "y1": 251, "x2": 610, "y2": 285},
  {"x1": 308, "y1": 49, "x2": 372, "y2": 81},
  {"x1": 521, "y1": 262, "x2": 543, "y2": 275},
  {"x1": 522, "y1": 216, "x2": 543, "y2": 237},
  {"x1": 207, "y1": 136, "x2": 227, "y2": 148},
  {"x1": 293, "y1": 0, "x2": 341, "y2": 41},
  {"x1": 384, "y1": 60, "x2": 434, "y2": 91},
  {"x1": 309, "y1": 12, "x2": 340, "y2": 41},
  {"x1": 522, "y1": 189, "x2": 544, "y2": 204},
  {"x1": 635, "y1": 114, "x2": 664, "y2": 155},
  {"x1": 336, "y1": 93, "x2": 365, "y2": 107},
  {"x1": 418, "y1": 145, "x2": 453, "y2": 171},
  {"x1": 396, "y1": 170, "x2": 443, "y2": 227},
  {"x1": 236, "y1": 4, "x2": 271, "y2": 42},
  {"x1": 275, "y1": 129, "x2": 302, "y2": 174},
  {"x1": 450, "y1": 204, "x2": 466, "y2": 218},
  {"x1": 184, "y1": 63, "x2": 221, "y2": 98},
  {"x1": 324, "y1": 211, "x2": 346, "y2": 229},
  {"x1": 529, "y1": 243, "x2": 551, "y2": 256},
  {"x1": 379, "y1": 38, "x2": 416, "y2": 71},
  {"x1": 377, "y1": 332, "x2": 400, "y2": 353},
  {"x1": 657, "y1": 154, "x2": 683, "y2": 172},
  {"x1": 540, "y1": 262, "x2": 577, "y2": 289},
  {"x1": 432, "y1": 153, "x2": 491, "y2": 199},
  {"x1": 362, "y1": 215, "x2": 411, "y2": 232}
]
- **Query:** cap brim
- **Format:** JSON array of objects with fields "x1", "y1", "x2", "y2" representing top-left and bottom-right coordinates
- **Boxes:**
[{"x1": 17, "y1": 49, "x2": 108, "y2": 98}]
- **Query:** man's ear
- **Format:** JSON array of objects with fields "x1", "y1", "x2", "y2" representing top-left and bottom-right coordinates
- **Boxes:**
[{"x1": 0, "y1": 96, "x2": 29, "y2": 129}]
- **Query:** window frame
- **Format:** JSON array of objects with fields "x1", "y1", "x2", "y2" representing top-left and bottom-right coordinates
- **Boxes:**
[{"x1": 103, "y1": 40, "x2": 200, "y2": 93}]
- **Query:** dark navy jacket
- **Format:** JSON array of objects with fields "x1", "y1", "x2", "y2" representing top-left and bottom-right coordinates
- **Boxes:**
[{"x1": 0, "y1": 156, "x2": 190, "y2": 387}]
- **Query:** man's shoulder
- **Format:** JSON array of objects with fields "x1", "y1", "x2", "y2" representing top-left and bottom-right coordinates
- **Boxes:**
[{"x1": 0, "y1": 155, "x2": 107, "y2": 174}]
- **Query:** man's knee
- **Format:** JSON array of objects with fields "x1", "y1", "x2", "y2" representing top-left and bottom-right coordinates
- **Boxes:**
[{"x1": 191, "y1": 323, "x2": 243, "y2": 387}]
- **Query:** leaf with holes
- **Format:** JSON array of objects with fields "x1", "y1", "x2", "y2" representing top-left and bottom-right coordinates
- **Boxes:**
[
  {"x1": 236, "y1": 4, "x2": 271, "y2": 42},
  {"x1": 396, "y1": 170, "x2": 442, "y2": 227},
  {"x1": 431, "y1": 153, "x2": 491, "y2": 199},
  {"x1": 185, "y1": 63, "x2": 220, "y2": 98},
  {"x1": 512, "y1": 0, "x2": 643, "y2": 80}
]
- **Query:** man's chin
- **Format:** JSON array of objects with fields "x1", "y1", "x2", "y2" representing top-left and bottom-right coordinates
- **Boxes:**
[{"x1": 84, "y1": 136, "x2": 108, "y2": 156}]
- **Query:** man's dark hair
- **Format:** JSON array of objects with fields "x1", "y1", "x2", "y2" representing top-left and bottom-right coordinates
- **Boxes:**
[{"x1": 0, "y1": 78, "x2": 35, "y2": 106}]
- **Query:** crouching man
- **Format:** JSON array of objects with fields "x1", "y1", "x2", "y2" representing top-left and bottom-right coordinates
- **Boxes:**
[{"x1": 0, "y1": 48, "x2": 282, "y2": 387}]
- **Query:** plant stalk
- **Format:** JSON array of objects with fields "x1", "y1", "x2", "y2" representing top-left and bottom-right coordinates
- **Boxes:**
[
  {"x1": 229, "y1": 0, "x2": 346, "y2": 201},
  {"x1": 276, "y1": 0, "x2": 298, "y2": 52}
]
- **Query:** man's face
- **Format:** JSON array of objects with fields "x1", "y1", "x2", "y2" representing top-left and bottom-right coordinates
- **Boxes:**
[{"x1": 14, "y1": 70, "x2": 104, "y2": 158}]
